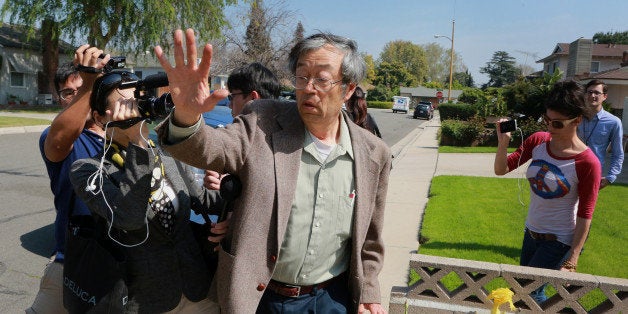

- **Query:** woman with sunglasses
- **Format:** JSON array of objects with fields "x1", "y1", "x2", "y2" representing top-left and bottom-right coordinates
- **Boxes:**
[
  {"x1": 69, "y1": 71, "x2": 224, "y2": 313},
  {"x1": 494, "y1": 81, "x2": 601, "y2": 303}
]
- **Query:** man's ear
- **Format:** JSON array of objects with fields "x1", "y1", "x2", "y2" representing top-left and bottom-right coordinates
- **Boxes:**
[
  {"x1": 343, "y1": 83, "x2": 357, "y2": 102},
  {"x1": 250, "y1": 90, "x2": 261, "y2": 100},
  {"x1": 92, "y1": 110, "x2": 106, "y2": 126}
]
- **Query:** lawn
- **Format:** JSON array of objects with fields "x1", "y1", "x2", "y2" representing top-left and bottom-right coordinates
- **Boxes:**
[
  {"x1": 415, "y1": 175, "x2": 627, "y2": 309},
  {"x1": 439, "y1": 145, "x2": 516, "y2": 153},
  {"x1": 419, "y1": 175, "x2": 627, "y2": 278},
  {"x1": 0, "y1": 116, "x2": 52, "y2": 127}
]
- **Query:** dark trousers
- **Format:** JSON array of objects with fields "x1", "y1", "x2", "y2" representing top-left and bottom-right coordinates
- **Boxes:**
[
  {"x1": 520, "y1": 230, "x2": 570, "y2": 269},
  {"x1": 520, "y1": 230, "x2": 571, "y2": 302},
  {"x1": 256, "y1": 277, "x2": 350, "y2": 314}
]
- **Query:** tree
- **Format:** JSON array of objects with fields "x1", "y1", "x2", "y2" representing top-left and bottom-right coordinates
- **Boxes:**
[
  {"x1": 592, "y1": 31, "x2": 628, "y2": 44},
  {"x1": 502, "y1": 68, "x2": 563, "y2": 119},
  {"x1": 293, "y1": 21, "x2": 304, "y2": 43},
  {"x1": 370, "y1": 61, "x2": 417, "y2": 101},
  {"x1": 220, "y1": 0, "x2": 297, "y2": 81},
  {"x1": 379, "y1": 40, "x2": 427, "y2": 84},
  {"x1": 244, "y1": 0, "x2": 273, "y2": 65},
  {"x1": 363, "y1": 53, "x2": 376, "y2": 84},
  {"x1": 422, "y1": 42, "x2": 465, "y2": 84},
  {"x1": 1, "y1": 0, "x2": 236, "y2": 95},
  {"x1": 453, "y1": 70, "x2": 474, "y2": 88},
  {"x1": 480, "y1": 51, "x2": 521, "y2": 88}
]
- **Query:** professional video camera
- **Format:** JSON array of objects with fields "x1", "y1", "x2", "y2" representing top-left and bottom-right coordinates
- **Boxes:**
[
  {"x1": 118, "y1": 73, "x2": 172, "y2": 122},
  {"x1": 92, "y1": 54, "x2": 172, "y2": 128}
]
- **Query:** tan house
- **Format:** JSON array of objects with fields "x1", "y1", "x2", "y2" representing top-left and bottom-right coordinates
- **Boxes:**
[{"x1": 537, "y1": 38, "x2": 628, "y2": 117}]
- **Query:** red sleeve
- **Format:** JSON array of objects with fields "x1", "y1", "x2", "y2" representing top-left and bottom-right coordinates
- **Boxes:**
[
  {"x1": 507, "y1": 132, "x2": 549, "y2": 172},
  {"x1": 575, "y1": 149, "x2": 601, "y2": 219}
]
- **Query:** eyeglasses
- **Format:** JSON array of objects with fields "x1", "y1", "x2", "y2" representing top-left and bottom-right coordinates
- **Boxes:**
[
  {"x1": 292, "y1": 76, "x2": 343, "y2": 92},
  {"x1": 586, "y1": 90, "x2": 605, "y2": 96},
  {"x1": 227, "y1": 92, "x2": 248, "y2": 101},
  {"x1": 58, "y1": 88, "x2": 78, "y2": 101},
  {"x1": 543, "y1": 115, "x2": 579, "y2": 129}
]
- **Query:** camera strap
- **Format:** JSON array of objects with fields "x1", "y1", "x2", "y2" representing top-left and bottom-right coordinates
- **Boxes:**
[
  {"x1": 107, "y1": 117, "x2": 145, "y2": 129},
  {"x1": 76, "y1": 64, "x2": 103, "y2": 74}
]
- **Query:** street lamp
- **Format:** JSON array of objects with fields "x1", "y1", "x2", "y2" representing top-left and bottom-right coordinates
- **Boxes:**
[{"x1": 434, "y1": 19, "x2": 455, "y2": 101}]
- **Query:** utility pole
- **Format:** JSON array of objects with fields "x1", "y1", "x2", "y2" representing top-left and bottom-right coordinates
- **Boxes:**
[{"x1": 435, "y1": 19, "x2": 455, "y2": 101}]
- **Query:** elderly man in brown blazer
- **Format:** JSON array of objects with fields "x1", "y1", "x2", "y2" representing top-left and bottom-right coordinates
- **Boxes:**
[{"x1": 155, "y1": 29, "x2": 390, "y2": 314}]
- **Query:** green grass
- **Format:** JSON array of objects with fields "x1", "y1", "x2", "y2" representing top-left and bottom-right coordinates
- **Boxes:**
[
  {"x1": 0, "y1": 106, "x2": 61, "y2": 113},
  {"x1": 413, "y1": 175, "x2": 627, "y2": 308},
  {"x1": 439, "y1": 146, "x2": 516, "y2": 153},
  {"x1": 419, "y1": 175, "x2": 626, "y2": 277},
  {"x1": 0, "y1": 116, "x2": 52, "y2": 127}
]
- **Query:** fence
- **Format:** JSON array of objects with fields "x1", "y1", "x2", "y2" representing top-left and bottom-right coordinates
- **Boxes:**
[{"x1": 389, "y1": 254, "x2": 627, "y2": 313}]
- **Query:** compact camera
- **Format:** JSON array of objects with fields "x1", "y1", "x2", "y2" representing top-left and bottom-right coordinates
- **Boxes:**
[
  {"x1": 99, "y1": 54, "x2": 126, "y2": 73},
  {"x1": 499, "y1": 119, "x2": 518, "y2": 133}
]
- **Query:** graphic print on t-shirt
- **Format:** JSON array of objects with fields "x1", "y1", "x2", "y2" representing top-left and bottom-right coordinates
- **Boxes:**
[{"x1": 527, "y1": 159, "x2": 570, "y2": 199}]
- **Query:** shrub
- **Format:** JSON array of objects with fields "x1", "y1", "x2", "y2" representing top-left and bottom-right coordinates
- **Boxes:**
[
  {"x1": 481, "y1": 116, "x2": 546, "y2": 147},
  {"x1": 367, "y1": 101, "x2": 393, "y2": 109},
  {"x1": 440, "y1": 119, "x2": 484, "y2": 146},
  {"x1": 438, "y1": 102, "x2": 477, "y2": 121}
]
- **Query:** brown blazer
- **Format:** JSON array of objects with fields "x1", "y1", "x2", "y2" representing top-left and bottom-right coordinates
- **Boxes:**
[{"x1": 157, "y1": 100, "x2": 391, "y2": 313}]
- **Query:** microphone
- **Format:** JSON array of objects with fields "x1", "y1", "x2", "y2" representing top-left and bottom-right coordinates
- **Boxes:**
[
  {"x1": 203, "y1": 174, "x2": 242, "y2": 250},
  {"x1": 118, "y1": 73, "x2": 169, "y2": 91},
  {"x1": 217, "y1": 175, "x2": 243, "y2": 223}
]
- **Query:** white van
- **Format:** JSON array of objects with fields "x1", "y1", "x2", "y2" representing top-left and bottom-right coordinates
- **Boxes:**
[{"x1": 392, "y1": 96, "x2": 411, "y2": 113}]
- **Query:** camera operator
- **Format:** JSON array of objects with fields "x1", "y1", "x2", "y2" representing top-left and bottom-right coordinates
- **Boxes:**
[
  {"x1": 69, "y1": 70, "x2": 225, "y2": 313},
  {"x1": 30, "y1": 45, "x2": 108, "y2": 314}
]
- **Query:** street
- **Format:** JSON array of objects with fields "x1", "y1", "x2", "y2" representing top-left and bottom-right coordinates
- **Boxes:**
[{"x1": 0, "y1": 108, "x2": 427, "y2": 313}]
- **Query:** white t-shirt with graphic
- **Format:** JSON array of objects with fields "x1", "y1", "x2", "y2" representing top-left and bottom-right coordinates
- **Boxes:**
[{"x1": 507, "y1": 132, "x2": 600, "y2": 245}]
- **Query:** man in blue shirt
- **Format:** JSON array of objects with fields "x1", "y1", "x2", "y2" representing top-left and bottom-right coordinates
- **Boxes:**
[
  {"x1": 28, "y1": 47, "x2": 109, "y2": 313},
  {"x1": 577, "y1": 79, "x2": 624, "y2": 189}
]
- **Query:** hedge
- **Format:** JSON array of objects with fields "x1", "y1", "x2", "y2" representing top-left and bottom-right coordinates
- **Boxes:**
[
  {"x1": 367, "y1": 101, "x2": 393, "y2": 109},
  {"x1": 438, "y1": 102, "x2": 477, "y2": 121}
]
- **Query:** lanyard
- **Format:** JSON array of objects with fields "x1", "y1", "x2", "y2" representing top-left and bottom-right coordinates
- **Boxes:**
[{"x1": 582, "y1": 116, "x2": 600, "y2": 146}]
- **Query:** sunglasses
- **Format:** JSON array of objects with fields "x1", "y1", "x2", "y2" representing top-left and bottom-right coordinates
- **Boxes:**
[{"x1": 542, "y1": 115, "x2": 579, "y2": 129}]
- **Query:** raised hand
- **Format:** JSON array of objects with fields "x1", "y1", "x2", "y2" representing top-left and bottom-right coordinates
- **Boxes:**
[
  {"x1": 154, "y1": 28, "x2": 229, "y2": 127},
  {"x1": 74, "y1": 45, "x2": 109, "y2": 82}
]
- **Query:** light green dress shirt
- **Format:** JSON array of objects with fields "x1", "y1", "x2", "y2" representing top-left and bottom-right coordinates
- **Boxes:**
[{"x1": 272, "y1": 116, "x2": 355, "y2": 285}]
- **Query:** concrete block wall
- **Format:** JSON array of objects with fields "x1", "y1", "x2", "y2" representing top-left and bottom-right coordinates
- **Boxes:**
[{"x1": 390, "y1": 254, "x2": 628, "y2": 313}]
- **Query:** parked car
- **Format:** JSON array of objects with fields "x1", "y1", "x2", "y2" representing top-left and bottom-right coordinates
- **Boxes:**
[
  {"x1": 413, "y1": 102, "x2": 434, "y2": 120},
  {"x1": 203, "y1": 97, "x2": 233, "y2": 128},
  {"x1": 149, "y1": 97, "x2": 233, "y2": 141}
]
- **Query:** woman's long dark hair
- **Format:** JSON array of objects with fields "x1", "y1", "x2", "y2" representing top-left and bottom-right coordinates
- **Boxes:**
[{"x1": 346, "y1": 86, "x2": 368, "y2": 128}]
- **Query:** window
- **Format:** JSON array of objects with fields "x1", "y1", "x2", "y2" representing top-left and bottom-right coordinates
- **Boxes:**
[
  {"x1": 551, "y1": 61, "x2": 559, "y2": 74},
  {"x1": 9, "y1": 64, "x2": 25, "y2": 87},
  {"x1": 135, "y1": 71, "x2": 143, "y2": 79},
  {"x1": 590, "y1": 61, "x2": 600, "y2": 73}
]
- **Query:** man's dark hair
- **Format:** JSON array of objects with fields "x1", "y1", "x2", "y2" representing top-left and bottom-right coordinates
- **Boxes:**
[
  {"x1": 54, "y1": 62, "x2": 79, "y2": 93},
  {"x1": 585, "y1": 79, "x2": 608, "y2": 94},
  {"x1": 227, "y1": 63, "x2": 280, "y2": 99},
  {"x1": 90, "y1": 71, "x2": 139, "y2": 115},
  {"x1": 544, "y1": 80, "x2": 593, "y2": 118}
]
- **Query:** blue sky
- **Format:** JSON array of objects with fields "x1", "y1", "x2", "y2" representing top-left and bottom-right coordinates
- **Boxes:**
[
  {"x1": 271, "y1": 0, "x2": 627, "y2": 85},
  {"x1": 2, "y1": 0, "x2": 626, "y2": 85}
]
